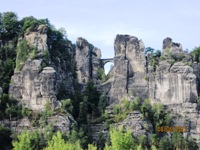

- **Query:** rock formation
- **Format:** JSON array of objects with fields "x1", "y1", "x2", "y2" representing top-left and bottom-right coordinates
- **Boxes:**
[
  {"x1": 0, "y1": 114, "x2": 74, "y2": 134},
  {"x1": 6, "y1": 27, "x2": 200, "y2": 145},
  {"x1": 9, "y1": 25, "x2": 74, "y2": 110},
  {"x1": 148, "y1": 38, "x2": 198, "y2": 104},
  {"x1": 92, "y1": 35, "x2": 200, "y2": 143},
  {"x1": 75, "y1": 37, "x2": 101, "y2": 84},
  {"x1": 101, "y1": 35, "x2": 148, "y2": 104}
]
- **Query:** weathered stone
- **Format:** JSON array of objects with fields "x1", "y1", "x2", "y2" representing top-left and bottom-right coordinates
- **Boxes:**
[
  {"x1": 10, "y1": 61, "x2": 59, "y2": 110},
  {"x1": 75, "y1": 37, "x2": 101, "y2": 84},
  {"x1": 47, "y1": 114, "x2": 73, "y2": 133},
  {"x1": 9, "y1": 25, "x2": 73, "y2": 110},
  {"x1": 150, "y1": 62, "x2": 198, "y2": 104},
  {"x1": 107, "y1": 34, "x2": 148, "y2": 104},
  {"x1": 116, "y1": 111, "x2": 153, "y2": 137},
  {"x1": 24, "y1": 24, "x2": 48, "y2": 57},
  {"x1": 162, "y1": 37, "x2": 182, "y2": 56},
  {"x1": 0, "y1": 114, "x2": 75, "y2": 135}
]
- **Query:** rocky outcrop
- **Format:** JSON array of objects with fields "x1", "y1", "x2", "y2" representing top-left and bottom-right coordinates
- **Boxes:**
[
  {"x1": 75, "y1": 37, "x2": 101, "y2": 84},
  {"x1": 116, "y1": 111, "x2": 153, "y2": 137},
  {"x1": 24, "y1": 24, "x2": 48, "y2": 56},
  {"x1": 163, "y1": 37, "x2": 182, "y2": 57},
  {"x1": 148, "y1": 38, "x2": 198, "y2": 104},
  {"x1": 107, "y1": 35, "x2": 148, "y2": 104},
  {"x1": 165, "y1": 103, "x2": 200, "y2": 141},
  {"x1": 9, "y1": 62, "x2": 60, "y2": 110},
  {"x1": 7, "y1": 28, "x2": 200, "y2": 145},
  {"x1": 96, "y1": 35, "x2": 200, "y2": 143},
  {"x1": 9, "y1": 25, "x2": 74, "y2": 110},
  {"x1": 0, "y1": 114, "x2": 74, "y2": 134}
]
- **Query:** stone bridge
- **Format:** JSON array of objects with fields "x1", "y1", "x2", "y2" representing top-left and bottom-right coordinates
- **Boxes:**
[{"x1": 100, "y1": 58, "x2": 114, "y2": 68}]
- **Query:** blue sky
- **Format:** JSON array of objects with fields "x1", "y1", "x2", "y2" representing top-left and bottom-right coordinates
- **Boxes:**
[{"x1": 1, "y1": 0, "x2": 200, "y2": 73}]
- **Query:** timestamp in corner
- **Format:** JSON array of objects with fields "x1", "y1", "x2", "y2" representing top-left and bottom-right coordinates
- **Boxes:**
[{"x1": 156, "y1": 126, "x2": 188, "y2": 132}]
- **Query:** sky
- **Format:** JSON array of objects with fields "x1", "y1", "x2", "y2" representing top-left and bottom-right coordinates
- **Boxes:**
[{"x1": 1, "y1": 0, "x2": 200, "y2": 73}]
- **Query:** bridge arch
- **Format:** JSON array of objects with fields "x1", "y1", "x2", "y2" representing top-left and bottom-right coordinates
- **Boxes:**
[
  {"x1": 100, "y1": 58, "x2": 114, "y2": 68},
  {"x1": 100, "y1": 58, "x2": 114, "y2": 74}
]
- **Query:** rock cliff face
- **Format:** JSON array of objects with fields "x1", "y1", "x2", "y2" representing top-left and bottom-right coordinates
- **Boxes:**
[
  {"x1": 105, "y1": 35, "x2": 148, "y2": 104},
  {"x1": 7, "y1": 29, "x2": 200, "y2": 144},
  {"x1": 94, "y1": 35, "x2": 200, "y2": 142},
  {"x1": 75, "y1": 37, "x2": 101, "y2": 84},
  {"x1": 9, "y1": 25, "x2": 74, "y2": 110},
  {"x1": 0, "y1": 114, "x2": 74, "y2": 134},
  {"x1": 148, "y1": 38, "x2": 198, "y2": 104},
  {"x1": 164, "y1": 103, "x2": 200, "y2": 140}
]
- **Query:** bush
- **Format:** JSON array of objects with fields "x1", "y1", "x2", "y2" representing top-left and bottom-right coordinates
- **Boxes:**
[
  {"x1": 98, "y1": 92, "x2": 107, "y2": 115},
  {"x1": 44, "y1": 131, "x2": 82, "y2": 150},
  {"x1": 13, "y1": 130, "x2": 41, "y2": 150},
  {"x1": 112, "y1": 99, "x2": 137, "y2": 122},
  {"x1": 61, "y1": 98, "x2": 73, "y2": 113},
  {"x1": 15, "y1": 39, "x2": 37, "y2": 71},
  {"x1": 105, "y1": 126, "x2": 133, "y2": 150},
  {"x1": 190, "y1": 46, "x2": 200, "y2": 62},
  {"x1": 97, "y1": 68, "x2": 106, "y2": 81}
]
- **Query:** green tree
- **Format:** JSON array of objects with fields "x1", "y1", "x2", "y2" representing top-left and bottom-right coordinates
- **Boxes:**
[
  {"x1": 137, "y1": 135, "x2": 148, "y2": 149},
  {"x1": 78, "y1": 96, "x2": 88, "y2": 123},
  {"x1": 13, "y1": 131, "x2": 32, "y2": 150},
  {"x1": 140, "y1": 98, "x2": 151, "y2": 118},
  {"x1": 187, "y1": 136, "x2": 198, "y2": 150},
  {"x1": 106, "y1": 126, "x2": 133, "y2": 150},
  {"x1": 98, "y1": 92, "x2": 107, "y2": 114},
  {"x1": 61, "y1": 98, "x2": 73, "y2": 113},
  {"x1": 44, "y1": 131, "x2": 82, "y2": 150},
  {"x1": 0, "y1": 12, "x2": 19, "y2": 41},
  {"x1": 88, "y1": 144, "x2": 97, "y2": 150},
  {"x1": 152, "y1": 103, "x2": 165, "y2": 131},
  {"x1": 171, "y1": 132, "x2": 186, "y2": 149},
  {"x1": 5, "y1": 103, "x2": 15, "y2": 120},
  {"x1": 0, "y1": 40, "x2": 16, "y2": 93},
  {"x1": 158, "y1": 136, "x2": 172, "y2": 150},
  {"x1": 97, "y1": 68, "x2": 106, "y2": 81},
  {"x1": 190, "y1": 46, "x2": 200, "y2": 62},
  {"x1": 68, "y1": 123, "x2": 79, "y2": 143},
  {"x1": 44, "y1": 131, "x2": 65, "y2": 150}
]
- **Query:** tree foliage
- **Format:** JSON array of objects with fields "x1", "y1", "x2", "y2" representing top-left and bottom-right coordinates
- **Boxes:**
[
  {"x1": 190, "y1": 46, "x2": 200, "y2": 62},
  {"x1": 105, "y1": 126, "x2": 133, "y2": 150},
  {"x1": 44, "y1": 131, "x2": 82, "y2": 150},
  {"x1": 12, "y1": 130, "x2": 41, "y2": 150}
]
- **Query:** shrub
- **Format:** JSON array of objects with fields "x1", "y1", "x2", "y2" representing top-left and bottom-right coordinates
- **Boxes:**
[
  {"x1": 97, "y1": 68, "x2": 106, "y2": 81},
  {"x1": 44, "y1": 131, "x2": 82, "y2": 150},
  {"x1": 190, "y1": 46, "x2": 200, "y2": 62},
  {"x1": 15, "y1": 39, "x2": 37, "y2": 71},
  {"x1": 61, "y1": 98, "x2": 73, "y2": 113},
  {"x1": 105, "y1": 126, "x2": 133, "y2": 150}
]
